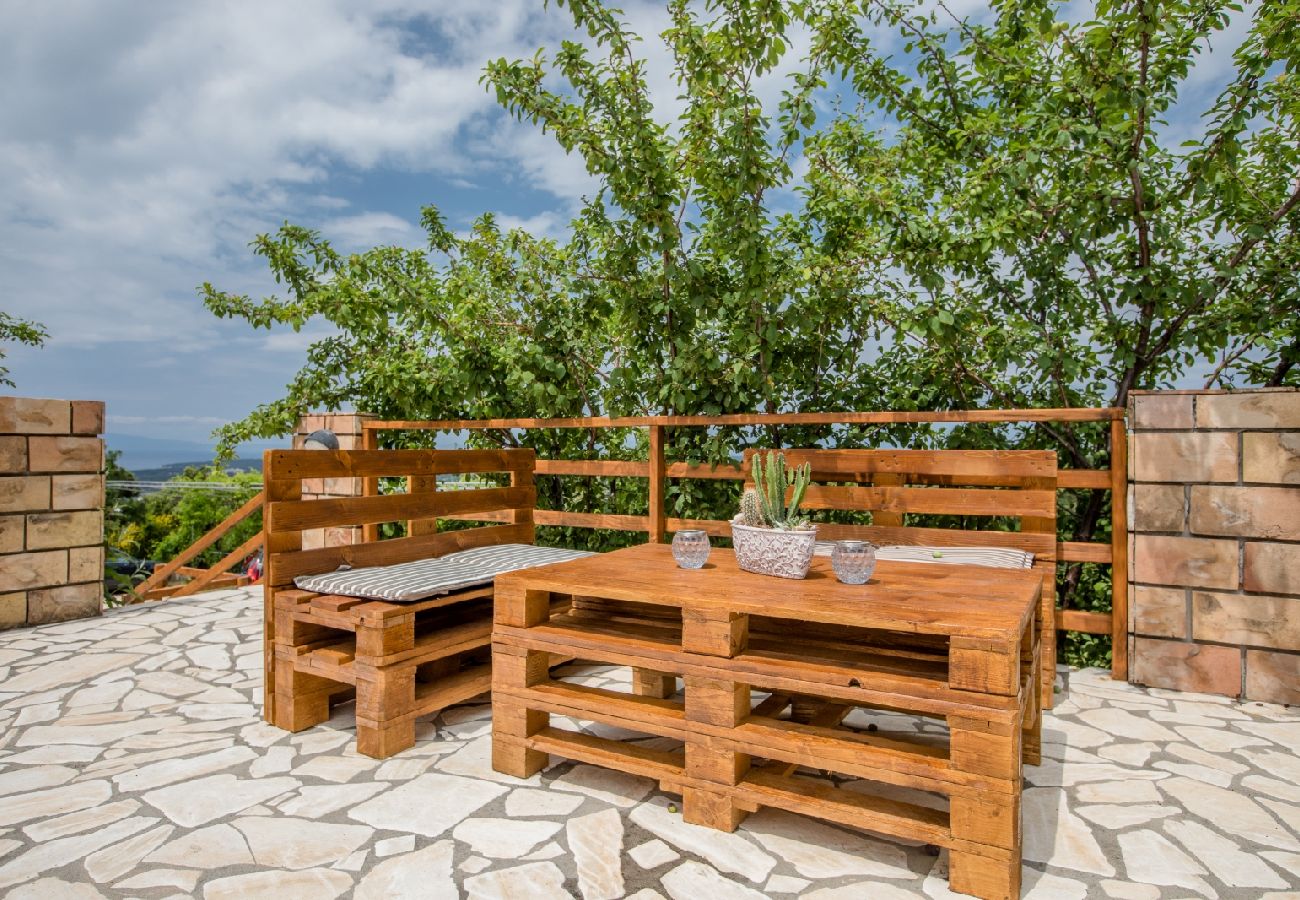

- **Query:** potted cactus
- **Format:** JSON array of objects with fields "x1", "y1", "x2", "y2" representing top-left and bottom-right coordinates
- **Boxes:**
[{"x1": 731, "y1": 451, "x2": 819, "y2": 579}]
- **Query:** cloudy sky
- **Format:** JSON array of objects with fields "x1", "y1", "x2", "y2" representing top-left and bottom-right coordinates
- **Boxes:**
[{"x1": 0, "y1": 1, "x2": 1253, "y2": 448}]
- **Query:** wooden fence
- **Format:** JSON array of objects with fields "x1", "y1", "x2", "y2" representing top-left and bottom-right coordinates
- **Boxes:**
[{"x1": 361, "y1": 408, "x2": 1130, "y2": 681}]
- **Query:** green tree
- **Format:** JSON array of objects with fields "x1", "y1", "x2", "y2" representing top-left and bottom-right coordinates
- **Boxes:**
[
  {"x1": 204, "y1": 0, "x2": 1299, "y2": 663},
  {"x1": 0, "y1": 311, "x2": 47, "y2": 387}
]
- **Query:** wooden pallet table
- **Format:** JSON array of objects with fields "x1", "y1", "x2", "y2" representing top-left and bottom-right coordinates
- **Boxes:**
[{"x1": 492, "y1": 544, "x2": 1041, "y2": 900}]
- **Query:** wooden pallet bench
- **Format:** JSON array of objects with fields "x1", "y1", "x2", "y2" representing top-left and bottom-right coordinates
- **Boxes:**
[
  {"x1": 493, "y1": 544, "x2": 1042, "y2": 900},
  {"x1": 263, "y1": 447, "x2": 539, "y2": 758}
]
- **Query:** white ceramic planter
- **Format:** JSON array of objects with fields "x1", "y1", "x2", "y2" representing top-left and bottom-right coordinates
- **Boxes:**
[{"x1": 730, "y1": 519, "x2": 819, "y2": 579}]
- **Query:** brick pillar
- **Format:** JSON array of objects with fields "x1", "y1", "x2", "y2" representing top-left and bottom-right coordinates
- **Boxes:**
[
  {"x1": 1128, "y1": 388, "x2": 1300, "y2": 704},
  {"x1": 292, "y1": 412, "x2": 375, "y2": 550},
  {"x1": 0, "y1": 397, "x2": 106, "y2": 629}
]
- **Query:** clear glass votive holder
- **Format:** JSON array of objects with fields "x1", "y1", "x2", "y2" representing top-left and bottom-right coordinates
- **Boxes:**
[
  {"x1": 671, "y1": 530, "x2": 711, "y2": 569},
  {"x1": 832, "y1": 540, "x2": 876, "y2": 584}
]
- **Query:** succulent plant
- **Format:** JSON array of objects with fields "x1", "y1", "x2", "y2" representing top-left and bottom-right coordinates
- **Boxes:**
[{"x1": 745, "y1": 451, "x2": 813, "y2": 530}]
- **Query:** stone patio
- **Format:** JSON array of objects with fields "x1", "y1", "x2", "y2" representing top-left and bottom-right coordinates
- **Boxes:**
[{"x1": 0, "y1": 587, "x2": 1297, "y2": 899}]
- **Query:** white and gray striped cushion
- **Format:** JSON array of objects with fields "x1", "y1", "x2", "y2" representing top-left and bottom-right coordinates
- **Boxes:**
[
  {"x1": 294, "y1": 543, "x2": 594, "y2": 602},
  {"x1": 813, "y1": 543, "x2": 1034, "y2": 569}
]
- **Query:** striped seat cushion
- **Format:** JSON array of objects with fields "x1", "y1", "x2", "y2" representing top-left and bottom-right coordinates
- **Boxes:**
[
  {"x1": 293, "y1": 543, "x2": 595, "y2": 602},
  {"x1": 813, "y1": 542, "x2": 1034, "y2": 569}
]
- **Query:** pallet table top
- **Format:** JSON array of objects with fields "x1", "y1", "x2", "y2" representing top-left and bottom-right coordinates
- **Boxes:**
[{"x1": 495, "y1": 543, "x2": 1041, "y2": 644}]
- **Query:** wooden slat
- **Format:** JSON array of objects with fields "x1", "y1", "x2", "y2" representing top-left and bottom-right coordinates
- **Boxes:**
[
  {"x1": 748, "y1": 448, "x2": 1058, "y2": 480},
  {"x1": 369, "y1": 408, "x2": 1124, "y2": 431},
  {"x1": 264, "y1": 448, "x2": 534, "y2": 480},
  {"x1": 799, "y1": 484, "x2": 1057, "y2": 518},
  {"x1": 536, "y1": 459, "x2": 648, "y2": 477},
  {"x1": 1055, "y1": 609, "x2": 1111, "y2": 634},
  {"x1": 268, "y1": 485, "x2": 534, "y2": 531},
  {"x1": 170, "y1": 532, "x2": 263, "y2": 599},
  {"x1": 135, "y1": 490, "x2": 263, "y2": 596},
  {"x1": 270, "y1": 522, "x2": 532, "y2": 584},
  {"x1": 666, "y1": 462, "x2": 744, "y2": 480},
  {"x1": 534, "y1": 510, "x2": 650, "y2": 531},
  {"x1": 667, "y1": 517, "x2": 732, "y2": 537},
  {"x1": 1058, "y1": 541, "x2": 1113, "y2": 564},
  {"x1": 1057, "y1": 469, "x2": 1111, "y2": 489},
  {"x1": 525, "y1": 727, "x2": 685, "y2": 782}
]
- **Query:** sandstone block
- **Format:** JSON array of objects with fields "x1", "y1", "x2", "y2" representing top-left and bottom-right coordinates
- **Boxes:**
[
  {"x1": 323, "y1": 477, "x2": 362, "y2": 496},
  {"x1": 334, "y1": 434, "x2": 360, "y2": 451},
  {"x1": 1132, "y1": 483, "x2": 1186, "y2": 532},
  {"x1": 0, "y1": 514, "x2": 23, "y2": 553},
  {"x1": 52, "y1": 474, "x2": 103, "y2": 510},
  {"x1": 1190, "y1": 485, "x2": 1300, "y2": 541},
  {"x1": 0, "y1": 549, "x2": 67, "y2": 592},
  {"x1": 25, "y1": 510, "x2": 102, "y2": 550},
  {"x1": 70, "y1": 400, "x2": 105, "y2": 435},
  {"x1": 1193, "y1": 591, "x2": 1300, "y2": 651},
  {"x1": 324, "y1": 526, "x2": 361, "y2": 547},
  {"x1": 1245, "y1": 542, "x2": 1300, "y2": 596},
  {"x1": 28, "y1": 437, "x2": 103, "y2": 473},
  {"x1": 1245, "y1": 650, "x2": 1300, "y2": 706},
  {"x1": 301, "y1": 529, "x2": 325, "y2": 551},
  {"x1": 1132, "y1": 393, "x2": 1193, "y2": 430},
  {"x1": 1131, "y1": 637, "x2": 1241, "y2": 697},
  {"x1": 26, "y1": 582, "x2": 101, "y2": 625},
  {"x1": 0, "y1": 397, "x2": 71, "y2": 435},
  {"x1": 1197, "y1": 389, "x2": 1300, "y2": 429},
  {"x1": 1243, "y1": 432, "x2": 1300, "y2": 485},
  {"x1": 0, "y1": 436, "x2": 26, "y2": 472},
  {"x1": 0, "y1": 592, "x2": 25, "y2": 628},
  {"x1": 1132, "y1": 432, "x2": 1237, "y2": 483},
  {"x1": 298, "y1": 414, "x2": 326, "y2": 434},
  {"x1": 1132, "y1": 535, "x2": 1239, "y2": 590},
  {"x1": 69, "y1": 545, "x2": 104, "y2": 582},
  {"x1": 1131, "y1": 585, "x2": 1187, "y2": 638},
  {"x1": 0, "y1": 476, "x2": 50, "y2": 513},
  {"x1": 301, "y1": 478, "x2": 325, "y2": 495}
]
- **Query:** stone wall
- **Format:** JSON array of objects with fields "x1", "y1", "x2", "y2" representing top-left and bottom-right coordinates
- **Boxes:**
[
  {"x1": 0, "y1": 397, "x2": 106, "y2": 629},
  {"x1": 292, "y1": 412, "x2": 374, "y2": 550},
  {"x1": 1129, "y1": 387, "x2": 1299, "y2": 704}
]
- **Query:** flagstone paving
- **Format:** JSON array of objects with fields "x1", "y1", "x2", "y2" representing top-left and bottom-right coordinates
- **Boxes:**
[{"x1": 1, "y1": 586, "x2": 1298, "y2": 899}]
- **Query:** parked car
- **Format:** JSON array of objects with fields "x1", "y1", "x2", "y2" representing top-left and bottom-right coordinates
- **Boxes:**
[{"x1": 106, "y1": 551, "x2": 156, "y2": 583}]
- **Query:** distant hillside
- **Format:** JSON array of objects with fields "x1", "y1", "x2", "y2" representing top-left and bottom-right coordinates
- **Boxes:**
[
  {"x1": 106, "y1": 433, "x2": 280, "y2": 475},
  {"x1": 130, "y1": 458, "x2": 264, "y2": 482}
]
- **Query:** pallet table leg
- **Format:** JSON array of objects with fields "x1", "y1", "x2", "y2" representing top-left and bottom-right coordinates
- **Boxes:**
[
  {"x1": 355, "y1": 666, "x2": 415, "y2": 759},
  {"x1": 491, "y1": 644, "x2": 552, "y2": 777},
  {"x1": 272, "y1": 652, "x2": 333, "y2": 732},
  {"x1": 632, "y1": 668, "x2": 677, "y2": 699},
  {"x1": 948, "y1": 846, "x2": 1021, "y2": 900},
  {"x1": 493, "y1": 702, "x2": 549, "y2": 777},
  {"x1": 684, "y1": 675, "x2": 750, "y2": 831}
]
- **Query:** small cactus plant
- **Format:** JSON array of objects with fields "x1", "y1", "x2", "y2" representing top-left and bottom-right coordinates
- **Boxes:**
[
  {"x1": 743, "y1": 451, "x2": 812, "y2": 530},
  {"x1": 739, "y1": 488, "x2": 766, "y2": 527}
]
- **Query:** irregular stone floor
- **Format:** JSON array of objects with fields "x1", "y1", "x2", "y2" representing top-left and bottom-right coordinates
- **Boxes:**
[{"x1": 0, "y1": 587, "x2": 1298, "y2": 899}]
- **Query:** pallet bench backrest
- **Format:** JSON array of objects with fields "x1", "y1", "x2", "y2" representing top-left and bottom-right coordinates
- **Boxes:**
[
  {"x1": 262, "y1": 448, "x2": 537, "y2": 589},
  {"x1": 742, "y1": 447, "x2": 1058, "y2": 706}
]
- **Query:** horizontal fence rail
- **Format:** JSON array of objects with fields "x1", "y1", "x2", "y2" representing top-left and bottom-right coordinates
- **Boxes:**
[{"x1": 361, "y1": 409, "x2": 1128, "y2": 680}]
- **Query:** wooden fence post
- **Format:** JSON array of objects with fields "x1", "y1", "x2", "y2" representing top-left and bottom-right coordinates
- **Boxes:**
[
  {"x1": 648, "y1": 425, "x2": 666, "y2": 543},
  {"x1": 1110, "y1": 414, "x2": 1129, "y2": 682}
]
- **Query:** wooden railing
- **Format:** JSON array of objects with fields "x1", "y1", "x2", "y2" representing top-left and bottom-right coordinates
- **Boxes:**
[
  {"x1": 131, "y1": 491, "x2": 264, "y2": 601},
  {"x1": 360, "y1": 408, "x2": 1130, "y2": 680}
]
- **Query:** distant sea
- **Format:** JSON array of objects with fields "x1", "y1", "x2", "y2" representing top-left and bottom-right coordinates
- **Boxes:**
[{"x1": 106, "y1": 433, "x2": 283, "y2": 476}]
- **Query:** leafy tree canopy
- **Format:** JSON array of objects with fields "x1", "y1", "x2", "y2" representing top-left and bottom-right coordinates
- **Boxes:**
[
  {"x1": 0, "y1": 311, "x2": 47, "y2": 388},
  {"x1": 203, "y1": 0, "x2": 1300, "y2": 662}
]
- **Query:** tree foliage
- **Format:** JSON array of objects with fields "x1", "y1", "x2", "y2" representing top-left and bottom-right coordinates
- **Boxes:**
[
  {"x1": 203, "y1": 0, "x2": 1300, "y2": 665},
  {"x1": 0, "y1": 311, "x2": 47, "y2": 388}
]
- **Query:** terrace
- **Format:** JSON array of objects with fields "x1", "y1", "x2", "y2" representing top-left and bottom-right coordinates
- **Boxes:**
[{"x1": 1, "y1": 585, "x2": 1297, "y2": 899}]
